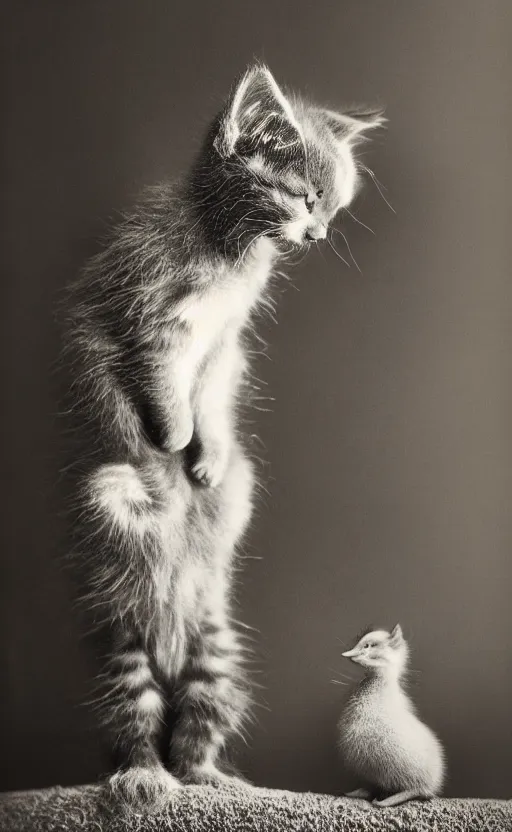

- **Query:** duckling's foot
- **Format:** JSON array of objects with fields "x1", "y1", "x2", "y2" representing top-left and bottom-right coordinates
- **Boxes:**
[
  {"x1": 373, "y1": 790, "x2": 433, "y2": 808},
  {"x1": 345, "y1": 788, "x2": 372, "y2": 800}
]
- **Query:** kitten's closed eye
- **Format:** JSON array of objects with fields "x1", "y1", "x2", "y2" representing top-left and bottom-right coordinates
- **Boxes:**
[
  {"x1": 280, "y1": 185, "x2": 308, "y2": 199},
  {"x1": 275, "y1": 184, "x2": 325, "y2": 218}
]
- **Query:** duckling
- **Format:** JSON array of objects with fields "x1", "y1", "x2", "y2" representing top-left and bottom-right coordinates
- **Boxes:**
[{"x1": 338, "y1": 625, "x2": 445, "y2": 807}]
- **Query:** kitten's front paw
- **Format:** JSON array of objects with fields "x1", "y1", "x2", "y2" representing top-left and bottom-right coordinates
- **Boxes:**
[
  {"x1": 167, "y1": 412, "x2": 194, "y2": 452},
  {"x1": 190, "y1": 442, "x2": 229, "y2": 488},
  {"x1": 109, "y1": 765, "x2": 182, "y2": 812}
]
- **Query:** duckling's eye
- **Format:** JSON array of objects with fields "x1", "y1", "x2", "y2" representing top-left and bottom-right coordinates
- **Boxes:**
[{"x1": 316, "y1": 188, "x2": 324, "y2": 199}]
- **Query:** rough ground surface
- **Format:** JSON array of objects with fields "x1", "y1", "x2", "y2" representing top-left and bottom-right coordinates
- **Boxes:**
[{"x1": 0, "y1": 784, "x2": 510, "y2": 832}]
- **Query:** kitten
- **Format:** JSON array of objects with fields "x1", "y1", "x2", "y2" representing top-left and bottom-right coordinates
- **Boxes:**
[
  {"x1": 65, "y1": 64, "x2": 384, "y2": 810},
  {"x1": 338, "y1": 625, "x2": 446, "y2": 807}
]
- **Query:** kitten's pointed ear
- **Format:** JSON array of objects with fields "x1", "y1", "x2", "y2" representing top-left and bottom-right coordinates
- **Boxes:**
[
  {"x1": 323, "y1": 106, "x2": 386, "y2": 146},
  {"x1": 390, "y1": 624, "x2": 403, "y2": 642},
  {"x1": 215, "y1": 64, "x2": 304, "y2": 158}
]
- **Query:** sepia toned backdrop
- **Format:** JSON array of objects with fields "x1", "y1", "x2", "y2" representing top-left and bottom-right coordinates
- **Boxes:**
[{"x1": 1, "y1": 0, "x2": 511, "y2": 797}]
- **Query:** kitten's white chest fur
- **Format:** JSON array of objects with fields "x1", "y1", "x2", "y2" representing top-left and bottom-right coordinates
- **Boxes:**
[
  {"x1": 159, "y1": 237, "x2": 276, "y2": 478},
  {"x1": 178, "y1": 237, "x2": 275, "y2": 360}
]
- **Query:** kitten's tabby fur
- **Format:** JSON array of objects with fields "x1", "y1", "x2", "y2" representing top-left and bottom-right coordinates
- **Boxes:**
[{"x1": 65, "y1": 65, "x2": 384, "y2": 808}]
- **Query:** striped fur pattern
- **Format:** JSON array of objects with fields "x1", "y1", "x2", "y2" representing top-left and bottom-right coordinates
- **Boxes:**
[
  {"x1": 64, "y1": 64, "x2": 384, "y2": 809},
  {"x1": 339, "y1": 626, "x2": 446, "y2": 807}
]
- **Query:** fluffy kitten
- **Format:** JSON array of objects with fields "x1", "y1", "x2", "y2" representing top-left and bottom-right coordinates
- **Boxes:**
[
  {"x1": 338, "y1": 625, "x2": 446, "y2": 807},
  {"x1": 65, "y1": 64, "x2": 384, "y2": 809}
]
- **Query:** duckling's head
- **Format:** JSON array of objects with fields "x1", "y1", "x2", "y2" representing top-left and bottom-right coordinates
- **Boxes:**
[{"x1": 342, "y1": 624, "x2": 409, "y2": 674}]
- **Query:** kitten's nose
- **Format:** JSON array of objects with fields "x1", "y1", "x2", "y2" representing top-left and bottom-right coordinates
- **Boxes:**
[{"x1": 305, "y1": 224, "x2": 327, "y2": 241}]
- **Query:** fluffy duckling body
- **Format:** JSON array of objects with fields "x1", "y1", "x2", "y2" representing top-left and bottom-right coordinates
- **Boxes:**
[{"x1": 338, "y1": 625, "x2": 445, "y2": 807}]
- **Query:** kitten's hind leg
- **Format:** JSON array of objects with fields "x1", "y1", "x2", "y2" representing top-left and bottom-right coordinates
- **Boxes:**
[
  {"x1": 82, "y1": 462, "x2": 182, "y2": 810},
  {"x1": 373, "y1": 790, "x2": 433, "y2": 807},
  {"x1": 168, "y1": 622, "x2": 250, "y2": 788},
  {"x1": 102, "y1": 647, "x2": 182, "y2": 810}
]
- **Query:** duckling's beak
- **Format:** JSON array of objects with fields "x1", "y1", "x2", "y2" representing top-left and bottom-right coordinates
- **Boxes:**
[{"x1": 342, "y1": 648, "x2": 359, "y2": 659}]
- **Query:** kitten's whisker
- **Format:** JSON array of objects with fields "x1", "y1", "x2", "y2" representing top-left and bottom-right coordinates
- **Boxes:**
[
  {"x1": 360, "y1": 164, "x2": 396, "y2": 214},
  {"x1": 331, "y1": 227, "x2": 361, "y2": 273},
  {"x1": 329, "y1": 667, "x2": 355, "y2": 683},
  {"x1": 235, "y1": 227, "x2": 271, "y2": 268},
  {"x1": 343, "y1": 207, "x2": 375, "y2": 235},
  {"x1": 326, "y1": 233, "x2": 350, "y2": 268}
]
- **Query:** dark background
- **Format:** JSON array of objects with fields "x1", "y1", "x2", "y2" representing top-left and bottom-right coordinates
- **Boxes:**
[{"x1": 2, "y1": 1, "x2": 511, "y2": 797}]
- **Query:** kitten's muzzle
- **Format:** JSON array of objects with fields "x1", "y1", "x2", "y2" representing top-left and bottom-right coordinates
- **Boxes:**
[{"x1": 305, "y1": 223, "x2": 327, "y2": 242}]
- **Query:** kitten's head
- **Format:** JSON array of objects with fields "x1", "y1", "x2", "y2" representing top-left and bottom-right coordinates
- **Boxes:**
[
  {"x1": 190, "y1": 64, "x2": 384, "y2": 257},
  {"x1": 342, "y1": 624, "x2": 408, "y2": 672}
]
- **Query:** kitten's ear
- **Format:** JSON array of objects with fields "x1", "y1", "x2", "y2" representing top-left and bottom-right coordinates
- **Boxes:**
[
  {"x1": 390, "y1": 624, "x2": 403, "y2": 642},
  {"x1": 322, "y1": 106, "x2": 386, "y2": 146},
  {"x1": 215, "y1": 64, "x2": 303, "y2": 158}
]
